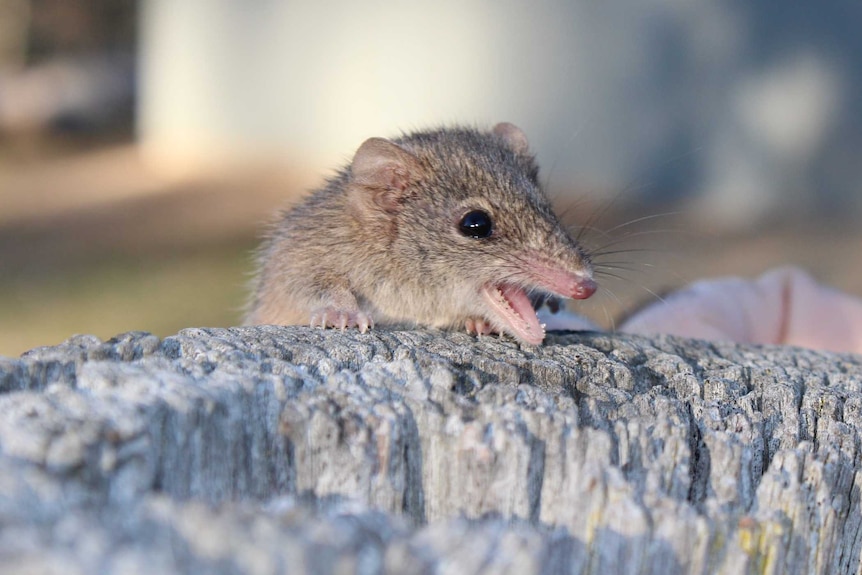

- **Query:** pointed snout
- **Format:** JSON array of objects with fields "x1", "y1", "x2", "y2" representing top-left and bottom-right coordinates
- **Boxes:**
[
  {"x1": 522, "y1": 254, "x2": 597, "y2": 301},
  {"x1": 571, "y1": 277, "x2": 597, "y2": 300}
]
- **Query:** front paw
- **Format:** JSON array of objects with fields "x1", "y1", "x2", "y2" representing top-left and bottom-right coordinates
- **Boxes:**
[
  {"x1": 465, "y1": 317, "x2": 495, "y2": 337},
  {"x1": 310, "y1": 307, "x2": 374, "y2": 333}
]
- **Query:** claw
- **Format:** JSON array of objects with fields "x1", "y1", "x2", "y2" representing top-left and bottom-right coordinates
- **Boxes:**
[
  {"x1": 309, "y1": 307, "x2": 373, "y2": 333},
  {"x1": 465, "y1": 318, "x2": 475, "y2": 334},
  {"x1": 465, "y1": 317, "x2": 494, "y2": 337},
  {"x1": 309, "y1": 310, "x2": 325, "y2": 329},
  {"x1": 357, "y1": 315, "x2": 372, "y2": 333}
]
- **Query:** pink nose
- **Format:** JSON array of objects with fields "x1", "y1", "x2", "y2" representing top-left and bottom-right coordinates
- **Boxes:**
[{"x1": 572, "y1": 278, "x2": 597, "y2": 300}]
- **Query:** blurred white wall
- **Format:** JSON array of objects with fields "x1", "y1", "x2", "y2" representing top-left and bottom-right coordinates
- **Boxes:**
[{"x1": 138, "y1": 0, "x2": 862, "y2": 226}]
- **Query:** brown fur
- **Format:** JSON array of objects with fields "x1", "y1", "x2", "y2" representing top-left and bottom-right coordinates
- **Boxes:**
[{"x1": 245, "y1": 123, "x2": 593, "y2": 336}]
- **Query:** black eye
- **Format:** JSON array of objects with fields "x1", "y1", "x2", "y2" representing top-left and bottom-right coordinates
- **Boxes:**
[{"x1": 459, "y1": 210, "x2": 493, "y2": 239}]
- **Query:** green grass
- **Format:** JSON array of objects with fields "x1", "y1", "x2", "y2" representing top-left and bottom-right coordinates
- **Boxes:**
[{"x1": 0, "y1": 243, "x2": 257, "y2": 358}]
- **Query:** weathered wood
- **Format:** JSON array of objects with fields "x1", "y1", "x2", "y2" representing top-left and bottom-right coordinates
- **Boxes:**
[{"x1": 0, "y1": 326, "x2": 860, "y2": 574}]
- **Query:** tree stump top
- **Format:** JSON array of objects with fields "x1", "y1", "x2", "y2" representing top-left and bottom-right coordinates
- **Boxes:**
[{"x1": 1, "y1": 326, "x2": 860, "y2": 574}]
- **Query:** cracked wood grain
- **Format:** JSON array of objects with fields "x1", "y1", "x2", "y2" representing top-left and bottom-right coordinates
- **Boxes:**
[{"x1": 0, "y1": 326, "x2": 860, "y2": 574}]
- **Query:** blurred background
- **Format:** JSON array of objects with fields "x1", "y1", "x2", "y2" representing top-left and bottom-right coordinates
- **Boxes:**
[{"x1": 2, "y1": 0, "x2": 861, "y2": 357}]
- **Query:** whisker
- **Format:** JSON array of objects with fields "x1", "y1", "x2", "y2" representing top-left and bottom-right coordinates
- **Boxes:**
[
  {"x1": 598, "y1": 284, "x2": 625, "y2": 307},
  {"x1": 601, "y1": 211, "x2": 685, "y2": 234},
  {"x1": 556, "y1": 197, "x2": 595, "y2": 228},
  {"x1": 594, "y1": 263, "x2": 653, "y2": 275},
  {"x1": 593, "y1": 270, "x2": 630, "y2": 282},
  {"x1": 588, "y1": 229, "x2": 687, "y2": 252},
  {"x1": 576, "y1": 194, "x2": 624, "y2": 244},
  {"x1": 590, "y1": 247, "x2": 667, "y2": 258},
  {"x1": 601, "y1": 302, "x2": 615, "y2": 332},
  {"x1": 596, "y1": 286, "x2": 623, "y2": 332},
  {"x1": 594, "y1": 258, "x2": 659, "y2": 267},
  {"x1": 566, "y1": 140, "x2": 703, "y2": 245},
  {"x1": 574, "y1": 223, "x2": 614, "y2": 242},
  {"x1": 593, "y1": 260, "x2": 654, "y2": 268},
  {"x1": 637, "y1": 285, "x2": 668, "y2": 305}
]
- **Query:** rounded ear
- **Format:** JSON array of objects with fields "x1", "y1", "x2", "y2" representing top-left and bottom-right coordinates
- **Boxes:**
[
  {"x1": 492, "y1": 122, "x2": 530, "y2": 155},
  {"x1": 349, "y1": 137, "x2": 423, "y2": 214},
  {"x1": 351, "y1": 137, "x2": 423, "y2": 191}
]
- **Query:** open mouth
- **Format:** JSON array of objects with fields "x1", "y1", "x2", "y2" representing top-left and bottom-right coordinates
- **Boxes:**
[
  {"x1": 480, "y1": 275, "x2": 597, "y2": 345},
  {"x1": 480, "y1": 283, "x2": 548, "y2": 345}
]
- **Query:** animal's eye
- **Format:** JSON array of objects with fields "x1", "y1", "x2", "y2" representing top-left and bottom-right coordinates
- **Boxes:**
[{"x1": 459, "y1": 210, "x2": 493, "y2": 239}]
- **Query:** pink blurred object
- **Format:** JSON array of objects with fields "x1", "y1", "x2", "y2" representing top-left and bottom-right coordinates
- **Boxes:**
[{"x1": 620, "y1": 267, "x2": 862, "y2": 354}]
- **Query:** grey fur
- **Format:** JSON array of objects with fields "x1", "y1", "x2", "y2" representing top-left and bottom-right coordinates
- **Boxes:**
[{"x1": 246, "y1": 124, "x2": 593, "y2": 342}]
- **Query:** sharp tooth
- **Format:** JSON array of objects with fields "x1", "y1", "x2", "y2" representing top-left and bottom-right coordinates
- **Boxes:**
[{"x1": 540, "y1": 323, "x2": 547, "y2": 329}]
